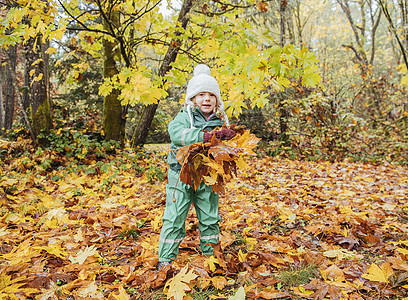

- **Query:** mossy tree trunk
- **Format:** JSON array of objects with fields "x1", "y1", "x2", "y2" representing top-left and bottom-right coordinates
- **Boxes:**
[
  {"x1": 0, "y1": 54, "x2": 4, "y2": 136},
  {"x1": 4, "y1": 43, "x2": 16, "y2": 133},
  {"x1": 25, "y1": 34, "x2": 52, "y2": 140},
  {"x1": 102, "y1": 11, "x2": 125, "y2": 146},
  {"x1": 130, "y1": 0, "x2": 193, "y2": 147},
  {"x1": 278, "y1": 0, "x2": 289, "y2": 146}
]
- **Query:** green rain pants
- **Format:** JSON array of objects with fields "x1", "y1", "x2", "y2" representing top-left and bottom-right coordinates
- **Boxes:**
[{"x1": 158, "y1": 168, "x2": 220, "y2": 262}]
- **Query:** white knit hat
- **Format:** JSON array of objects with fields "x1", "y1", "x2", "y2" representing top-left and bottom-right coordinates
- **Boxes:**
[{"x1": 184, "y1": 64, "x2": 229, "y2": 127}]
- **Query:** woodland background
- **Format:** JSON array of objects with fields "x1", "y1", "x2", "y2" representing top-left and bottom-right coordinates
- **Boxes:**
[{"x1": 0, "y1": 0, "x2": 408, "y2": 299}]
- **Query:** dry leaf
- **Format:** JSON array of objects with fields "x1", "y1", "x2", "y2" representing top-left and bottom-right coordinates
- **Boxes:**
[
  {"x1": 165, "y1": 265, "x2": 198, "y2": 300},
  {"x1": 211, "y1": 276, "x2": 227, "y2": 290},
  {"x1": 362, "y1": 262, "x2": 393, "y2": 283}
]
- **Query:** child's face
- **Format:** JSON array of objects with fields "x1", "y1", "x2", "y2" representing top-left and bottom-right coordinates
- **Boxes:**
[{"x1": 193, "y1": 92, "x2": 217, "y2": 118}]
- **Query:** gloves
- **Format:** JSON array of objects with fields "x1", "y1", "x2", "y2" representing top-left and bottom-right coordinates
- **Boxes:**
[{"x1": 203, "y1": 128, "x2": 236, "y2": 142}]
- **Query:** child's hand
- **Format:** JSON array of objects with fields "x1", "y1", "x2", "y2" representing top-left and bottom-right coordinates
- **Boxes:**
[
  {"x1": 203, "y1": 128, "x2": 236, "y2": 142},
  {"x1": 218, "y1": 128, "x2": 236, "y2": 140}
]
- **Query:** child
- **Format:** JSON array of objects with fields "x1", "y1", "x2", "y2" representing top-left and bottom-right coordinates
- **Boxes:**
[{"x1": 158, "y1": 64, "x2": 235, "y2": 269}]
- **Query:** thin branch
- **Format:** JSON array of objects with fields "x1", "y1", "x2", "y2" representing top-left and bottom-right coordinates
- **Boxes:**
[
  {"x1": 144, "y1": 38, "x2": 202, "y2": 62},
  {"x1": 66, "y1": 26, "x2": 111, "y2": 35},
  {"x1": 342, "y1": 44, "x2": 366, "y2": 68},
  {"x1": 57, "y1": 0, "x2": 112, "y2": 36},
  {"x1": 369, "y1": 2, "x2": 382, "y2": 65},
  {"x1": 94, "y1": 0, "x2": 117, "y2": 37},
  {"x1": 120, "y1": 1, "x2": 162, "y2": 35},
  {"x1": 378, "y1": 0, "x2": 408, "y2": 69}
]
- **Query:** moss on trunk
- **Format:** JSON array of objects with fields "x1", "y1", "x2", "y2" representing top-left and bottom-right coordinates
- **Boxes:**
[
  {"x1": 31, "y1": 98, "x2": 52, "y2": 138},
  {"x1": 102, "y1": 11, "x2": 125, "y2": 146}
]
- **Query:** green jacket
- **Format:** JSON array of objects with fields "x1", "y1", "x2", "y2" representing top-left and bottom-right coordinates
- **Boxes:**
[{"x1": 167, "y1": 107, "x2": 224, "y2": 172}]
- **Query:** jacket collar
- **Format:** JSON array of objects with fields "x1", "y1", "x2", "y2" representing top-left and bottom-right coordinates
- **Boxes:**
[{"x1": 194, "y1": 107, "x2": 216, "y2": 121}]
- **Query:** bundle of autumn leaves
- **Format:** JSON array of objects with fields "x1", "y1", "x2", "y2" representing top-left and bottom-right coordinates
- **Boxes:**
[{"x1": 176, "y1": 125, "x2": 261, "y2": 194}]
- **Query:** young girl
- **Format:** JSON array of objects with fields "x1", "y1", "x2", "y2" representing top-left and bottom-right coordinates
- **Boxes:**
[{"x1": 158, "y1": 64, "x2": 235, "y2": 269}]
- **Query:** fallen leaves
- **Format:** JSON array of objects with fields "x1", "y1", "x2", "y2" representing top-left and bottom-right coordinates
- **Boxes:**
[{"x1": 0, "y1": 141, "x2": 408, "y2": 299}]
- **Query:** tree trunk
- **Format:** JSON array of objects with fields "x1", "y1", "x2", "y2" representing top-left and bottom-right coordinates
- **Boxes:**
[
  {"x1": 380, "y1": 0, "x2": 408, "y2": 70},
  {"x1": 22, "y1": 56, "x2": 30, "y2": 112},
  {"x1": 0, "y1": 55, "x2": 4, "y2": 136},
  {"x1": 130, "y1": 0, "x2": 193, "y2": 147},
  {"x1": 102, "y1": 10, "x2": 125, "y2": 146},
  {"x1": 25, "y1": 35, "x2": 53, "y2": 139},
  {"x1": 4, "y1": 44, "x2": 17, "y2": 133},
  {"x1": 279, "y1": 0, "x2": 287, "y2": 48},
  {"x1": 293, "y1": 0, "x2": 303, "y2": 45},
  {"x1": 278, "y1": 0, "x2": 289, "y2": 145}
]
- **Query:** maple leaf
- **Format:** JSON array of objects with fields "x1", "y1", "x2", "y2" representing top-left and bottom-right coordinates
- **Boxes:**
[
  {"x1": 165, "y1": 264, "x2": 197, "y2": 300},
  {"x1": 323, "y1": 248, "x2": 362, "y2": 260},
  {"x1": 112, "y1": 286, "x2": 130, "y2": 300},
  {"x1": 176, "y1": 126, "x2": 260, "y2": 194},
  {"x1": 73, "y1": 228, "x2": 85, "y2": 242},
  {"x1": 362, "y1": 262, "x2": 394, "y2": 283},
  {"x1": 228, "y1": 286, "x2": 246, "y2": 300},
  {"x1": 33, "y1": 244, "x2": 68, "y2": 258},
  {"x1": 205, "y1": 256, "x2": 219, "y2": 272},
  {"x1": 219, "y1": 231, "x2": 235, "y2": 250},
  {"x1": 39, "y1": 281, "x2": 70, "y2": 300},
  {"x1": 238, "y1": 249, "x2": 248, "y2": 262},
  {"x1": 304, "y1": 280, "x2": 343, "y2": 300},
  {"x1": 77, "y1": 281, "x2": 103, "y2": 299},
  {"x1": 211, "y1": 276, "x2": 227, "y2": 290},
  {"x1": 0, "y1": 274, "x2": 38, "y2": 299},
  {"x1": 69, "y1": 245, "x2": 99, "y2": 265}
]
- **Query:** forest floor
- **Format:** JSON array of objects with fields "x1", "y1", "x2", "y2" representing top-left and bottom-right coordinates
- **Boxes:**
[{"x1": 0, "y1": 141, "x2": 407, "y2": 299}]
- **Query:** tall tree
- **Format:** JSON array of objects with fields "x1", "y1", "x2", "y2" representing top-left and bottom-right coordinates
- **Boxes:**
[
  {"x1": 130, "y1": 0, "x2": 193, "y2": 146},
  {"x1": 3, "y1": 43, "x2": 16, "y2": 133},
  {"x1": 378, "y1": 0, "x2": 408, "y2": 70},
  {"x1": 0, "y1": 53, "x2": 4, "y2": 136},
  {"x1": 336, "y1": 0, "x2": 382, "y2": 72},
  {"x1": 24, "y1": 34, "x2": 52, "y2": 138},
  {"x1": 101, "y1": 9, "x2": 125, "y2": 144},
  {"x1": 278, "y1": 0, "x2": 290, "y2": 144},
  {"x1": 336, "y1": 0, "x2": 384, "y2": 124}
]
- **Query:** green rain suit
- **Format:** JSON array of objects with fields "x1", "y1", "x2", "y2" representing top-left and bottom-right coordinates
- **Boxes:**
[{"x1": 158, "y1": 107, "x2": 224, "y2": 262}]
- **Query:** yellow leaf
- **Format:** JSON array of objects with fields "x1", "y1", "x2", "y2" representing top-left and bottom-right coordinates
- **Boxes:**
[
  {"x1": 69, "y1": 245, "x2": 99, "y2": 265},
  {"x1": 362, "y1": 262, "x2": 393, "y2": 283},
  {"x1": 73, "y1": 228, "x2": 85, "y2": 242},
  {"x1": 78, "y1": 282, "x2": 102, "y2": 299},
  {"x1": 205, "y1": 256, "x2": 219, "y2": 272},
  {"x1": 33, "y1": 73, "x2": 43, "y2": 82},
  {"x1": 45, "y1": 47, "x2": 57, "y2": 54},
  {"x1": 396, "y1": 248, "x2": 408, "y2": 255},
  {"x1": 211, "y1": 276, "x2": 227, "y2": 290},
  {"x1": 235, "y1": 157, "x2": 249, "y2": 169},
  {"x1": 165, "y1": 264, "x2": 197, "y2": 300},
  {"x1": 238, "y1": 249, "x2": 247, "y2": 262},
  {"x1": 33, "y1": 244, "x2": 68, "y2": 258},
  {"x1": 203, "y1": 172, "x2": 218, "y2": 186},
  {"x1": 112, "y1": 286, "x2": 130, "y2": 300},
  {"x1": 401, "y1": 74, "x2": 408, "y2": 87},
  {"x1": 151, "y1": 214, "x2": 162, "y2": 232}
]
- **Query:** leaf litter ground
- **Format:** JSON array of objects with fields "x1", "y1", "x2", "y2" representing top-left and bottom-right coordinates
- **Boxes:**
[{"x1": 0, "y1": 142, "x2": 407, "y2": 299}]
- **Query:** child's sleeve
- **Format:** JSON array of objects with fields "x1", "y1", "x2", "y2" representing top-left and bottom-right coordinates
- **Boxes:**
[{"x1": 168, "y1": 110, "x2": 204, "y2": 147}]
